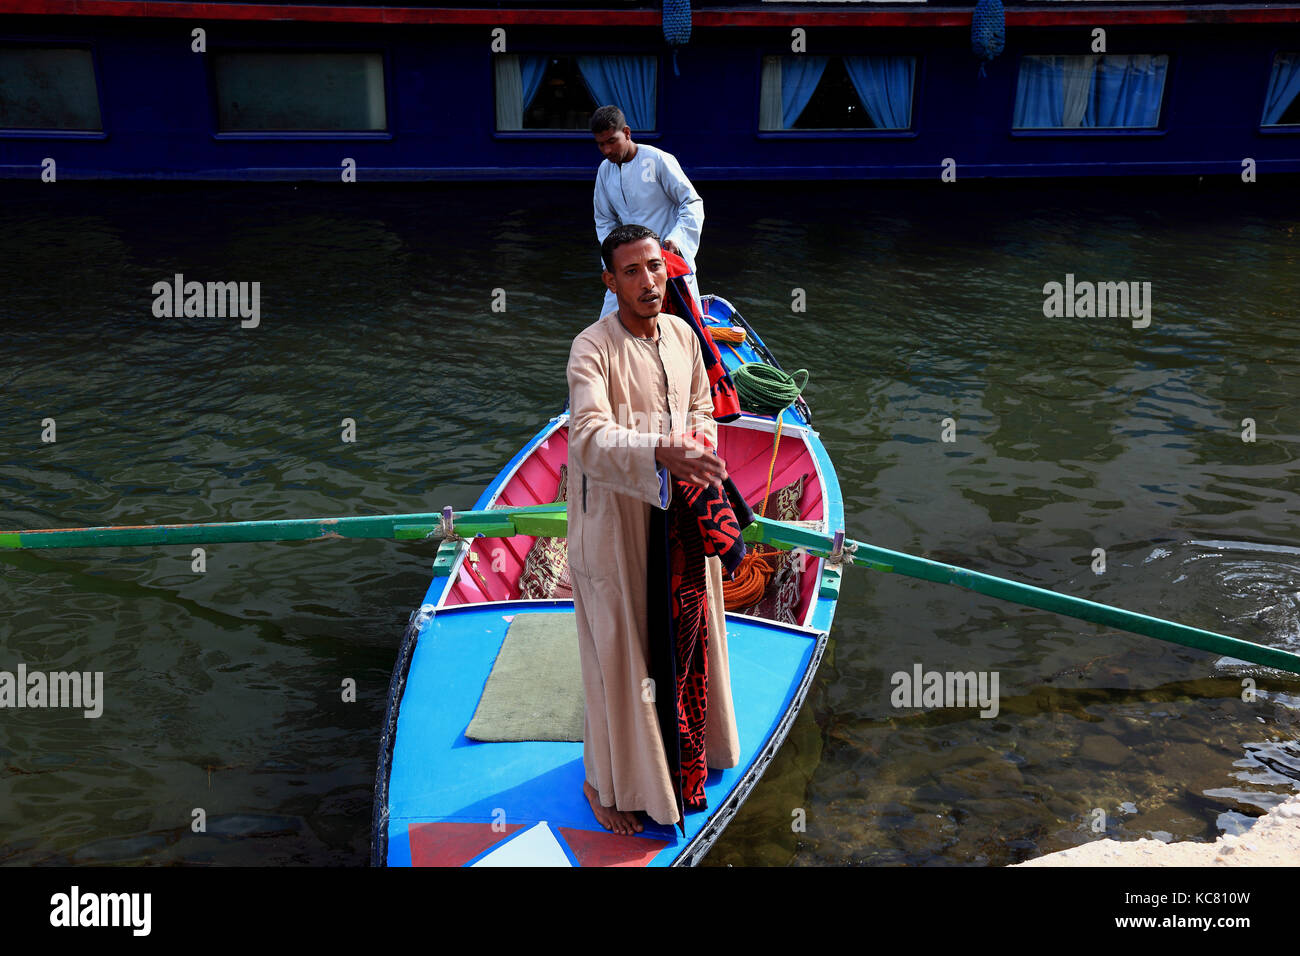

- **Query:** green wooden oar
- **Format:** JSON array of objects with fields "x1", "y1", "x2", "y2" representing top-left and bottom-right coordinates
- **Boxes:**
[
  {"x1": 4, "y1": 505, "x2": 1297, "y2": 676},
  {"x1": 0, "y1": 504, "x2": 565, "y2": 551},
  {"x1": 742, "y1": 514, "x2": 1300, "y2": 677}
]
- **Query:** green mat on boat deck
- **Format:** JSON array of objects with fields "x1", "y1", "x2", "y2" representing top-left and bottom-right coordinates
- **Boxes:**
[{"x1": 465, "y1": 612, "x2": 585, "y2": 742}]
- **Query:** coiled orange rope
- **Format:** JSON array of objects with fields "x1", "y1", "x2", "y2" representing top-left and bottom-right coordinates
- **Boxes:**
[
  {"x1": 722, "y1": 416, "x2": 785, "y2": 610},
  {"x1": 723, "y1": 548, "x2": 783, "y2": 609}
]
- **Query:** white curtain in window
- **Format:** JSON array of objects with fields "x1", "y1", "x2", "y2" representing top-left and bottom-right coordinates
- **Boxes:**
[
  {"x1": 759, "y1": 56, "x2": 783, "y2": 130},
  {"x1": 495, "y1": 55, "x2": 523, "y2": 130},
  {"x1": 1062, "y1": 55, "x2": 1096, "y2": 128}
]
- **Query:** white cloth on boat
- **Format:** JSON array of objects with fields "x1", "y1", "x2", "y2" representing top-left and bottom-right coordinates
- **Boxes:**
[
  {"x1": 566, "y1": 311, "x2": 740, "y2": 827},
  {"x1": 594, "y1": 143, "x2": 703, "y2": 319}
]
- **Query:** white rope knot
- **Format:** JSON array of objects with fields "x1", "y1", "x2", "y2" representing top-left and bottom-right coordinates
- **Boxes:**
[
  {"x1": 825, "y1": 539, "x2": 858, "y2": 568},
  {"x1": 432, "y1": 506, "x2": 462, "y2": 542}
]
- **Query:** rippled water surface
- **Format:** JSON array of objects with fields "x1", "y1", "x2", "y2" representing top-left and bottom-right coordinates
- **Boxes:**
[{"x1": 1, "y1": 180, "x2": 1297, "y2": 866}]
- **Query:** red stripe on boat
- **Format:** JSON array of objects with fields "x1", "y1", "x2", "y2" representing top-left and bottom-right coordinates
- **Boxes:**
[{"x1": 407, "y1": 821, "x2": 524, "y2": 867}]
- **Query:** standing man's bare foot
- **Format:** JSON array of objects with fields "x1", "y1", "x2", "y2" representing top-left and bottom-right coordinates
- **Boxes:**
[{"x1": 584, "y1": 781, "x2": 644, "y2": 835}]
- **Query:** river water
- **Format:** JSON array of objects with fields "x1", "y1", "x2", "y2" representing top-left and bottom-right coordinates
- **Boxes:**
[{"x1": 0, "y1": 179, "x2": 1297, "y2": 866}]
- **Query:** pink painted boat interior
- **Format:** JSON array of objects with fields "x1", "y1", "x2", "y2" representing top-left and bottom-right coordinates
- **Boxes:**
[{"x1": 444, "y1": 421, "x2": 825, "y2": 623}]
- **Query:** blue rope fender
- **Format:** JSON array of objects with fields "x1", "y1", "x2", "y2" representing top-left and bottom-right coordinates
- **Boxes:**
[
  {"x1": 971, "y1": 0, "x2": 1005, "y2": 76},
  {"x1": 663, "y1": 0, "x2": 691, "y2": 45},
  {"x1": 663, "y1": 0, "x2": 691, "y2": 75}
]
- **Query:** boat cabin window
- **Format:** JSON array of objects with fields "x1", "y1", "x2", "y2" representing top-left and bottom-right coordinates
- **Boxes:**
[
  {"x1": 1261, "y1": 52, "x2": 1300, "y2": 126},
  {"x1": 1013, "y1": 54, "x2": 1169, "y2": 129},
  {"x1": 759, "y1": 55, "x2": 915, "y2": 131},
  {"x1": 213, "y1": 52, "x2": 387, "y2": 132},
  {"x1": 0, "y1": 47, "x2": 102, "y2": 131},
  {"x1": 495, "y1": 55, "x2": 657, "y2": 132}
]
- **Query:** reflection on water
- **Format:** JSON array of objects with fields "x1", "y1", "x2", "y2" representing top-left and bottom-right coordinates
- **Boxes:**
[
  {"x1": 0, "y1": 179, "x2": 1297, "y2": 866},
  {"x1": 718, "y1": 535, "x2": 1300, "y2": 866}
]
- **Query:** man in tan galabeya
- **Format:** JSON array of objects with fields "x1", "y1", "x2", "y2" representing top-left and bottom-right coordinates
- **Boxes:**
[{"x1": 566, "y1": 224, "x2": 740, "y2": 835}]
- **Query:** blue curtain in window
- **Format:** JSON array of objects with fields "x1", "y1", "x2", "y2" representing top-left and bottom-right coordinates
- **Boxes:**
[
  {"x1": 1087, "y1": 55, "x2": 1166, "y2": 128},
  {"x1": 520, "y1": 55, "x2": 547, "y2": 113},
  {"x1": 781, "y1": 55, "x2": 828, "y2": 128},
  {"x1": 1263, "y1": 52, "x2": 1300, "y2": 125},
  {"x1": 576, "y1": 55, "x2": 657, "y2": 129},
  {"x1": 842, "y1": 56, "x2": 914, "y2": 129},
  {"x1": 1013, "y1": 56, "x2": 1065, "y2": 128}
]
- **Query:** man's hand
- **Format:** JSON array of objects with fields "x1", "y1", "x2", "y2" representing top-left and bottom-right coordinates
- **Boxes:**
[
  {"x1": 655, "y1": 433, "x2": 727, "y2": 489},
  {"x1": 662, "y1": 239, "x2": 680, "y2": 255}
]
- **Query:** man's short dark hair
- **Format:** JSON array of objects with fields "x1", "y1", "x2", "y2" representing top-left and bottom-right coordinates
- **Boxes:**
[
  {"x1": 601, "y1": 224, "x2": 660, "y2": 273},
  {"x1": 590, "y1": 105, "x2": 627, "y2": 136}
]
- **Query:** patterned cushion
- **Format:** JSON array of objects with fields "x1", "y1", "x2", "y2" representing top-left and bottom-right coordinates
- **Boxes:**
[
  {"x1": 518, "y1": 465, "x2": 573, "y2": 599},
  {"x1": 747, "y1": 474, "x2": 807, "y2": 624},
  {"x1": 768, "y1": 554, "x2": 804, "y2": 625}
]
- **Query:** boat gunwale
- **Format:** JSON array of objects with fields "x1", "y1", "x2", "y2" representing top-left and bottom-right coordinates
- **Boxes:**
[{"x1": 371, "y1": 601, "x2": 435, "y2": 866}]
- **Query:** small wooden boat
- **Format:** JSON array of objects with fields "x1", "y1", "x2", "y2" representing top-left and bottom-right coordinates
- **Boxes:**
[{"x1": 372, "y1": 294, "x2": 844, "y2": 867}]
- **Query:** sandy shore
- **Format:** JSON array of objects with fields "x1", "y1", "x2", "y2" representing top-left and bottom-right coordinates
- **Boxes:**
[{"x1": 1014, "y1": 794, "x2": 1300, "y2": 866}]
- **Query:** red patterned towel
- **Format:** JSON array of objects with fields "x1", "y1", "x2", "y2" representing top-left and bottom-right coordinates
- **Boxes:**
[
  {"x1": 648, "y1": 437, "x2": 748, "y2": 826},
  {"x1": 660, "y1": 249, "x2": 741, "y2": 423}
]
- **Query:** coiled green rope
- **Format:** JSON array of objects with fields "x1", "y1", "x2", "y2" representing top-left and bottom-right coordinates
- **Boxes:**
[{"x1": 733, "y1": 363, "x2": 808, "y2": 415}]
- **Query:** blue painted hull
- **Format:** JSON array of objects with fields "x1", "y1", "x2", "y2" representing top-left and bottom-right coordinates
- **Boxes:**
[
  {"x1": 380, "y1": 601, "x2": 825, "y2": 866},
  {"x1": 373, "y1": 295, "x2": 843, "y2": 866}
]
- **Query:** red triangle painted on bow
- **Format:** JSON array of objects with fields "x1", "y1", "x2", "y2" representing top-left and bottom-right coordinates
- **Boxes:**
[
  {"x1": 556, "y1": 827, "x2": 670, "y2": 867},
  {"x1": 407, "y1": 821, "x2": 525, "y2": 867}
]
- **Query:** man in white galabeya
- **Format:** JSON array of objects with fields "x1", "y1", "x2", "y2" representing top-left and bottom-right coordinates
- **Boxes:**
[{"x1": 591, "y1": 105, "x2": 704, "y2": 319}]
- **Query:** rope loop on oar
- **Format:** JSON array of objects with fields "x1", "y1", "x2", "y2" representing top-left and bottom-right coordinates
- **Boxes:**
[
  {"x1": 430, "y1": 506, "x2": 463, "y2": 542},
  {"x1": 825, "y1": 539, "x2": 858, "y2": 568}
]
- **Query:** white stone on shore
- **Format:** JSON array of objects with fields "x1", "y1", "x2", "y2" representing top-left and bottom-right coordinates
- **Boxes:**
[{"x1": 1013, "y1": 794, "x2": 1300, "y2": 867}]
